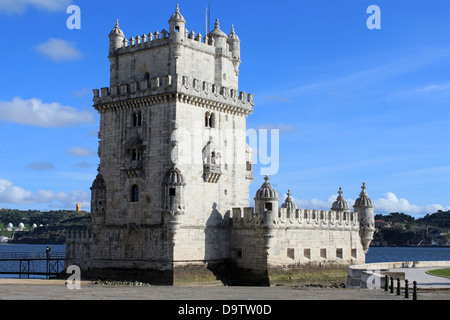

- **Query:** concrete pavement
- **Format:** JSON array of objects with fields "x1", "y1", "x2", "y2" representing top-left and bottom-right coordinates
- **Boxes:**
[{"x1": 398, "y1": 267, "x2": 450, "y2": 289}]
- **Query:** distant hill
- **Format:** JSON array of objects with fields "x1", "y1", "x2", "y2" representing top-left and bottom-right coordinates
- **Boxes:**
[
  {"x1": 1, "y1": 208, "x2": 449, "y2": 245},
  {"x1": 0, "y1": 209, "x2": 91, "y2": 244},
  {"x1": 374, "y1": 210, "x2": 450, "y2": 246}
]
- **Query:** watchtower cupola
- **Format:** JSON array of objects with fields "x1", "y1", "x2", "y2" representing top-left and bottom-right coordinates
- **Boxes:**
[
  {"x1": 208, "y1": 19, "x2": 228, "y2": 49},
  {"x1": 109, "y1": 19, "x2": 125, "y2": 54},
  {"x1": 169, "y1": 4, "x2": 186, "y2": 43},
  {"x1": 255, "y1": 175, "x2": 279, "y2": 226},
  {"x1": 331, "y1": 187, "x2": 350, "y2": 212}
]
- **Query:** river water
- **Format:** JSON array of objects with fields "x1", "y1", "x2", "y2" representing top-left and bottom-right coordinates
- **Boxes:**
[{"x1": 0, "y1": 244, "x2": 449, "y2": 278}]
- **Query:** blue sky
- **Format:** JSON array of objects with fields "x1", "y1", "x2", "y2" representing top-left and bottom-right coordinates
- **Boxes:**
[{"x1": 0, "y1": 0, "x2": 449, "y2": 217}]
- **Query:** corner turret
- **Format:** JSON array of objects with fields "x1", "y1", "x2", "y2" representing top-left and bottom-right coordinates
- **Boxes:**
[
  {"x1": 109, "y1": 19, "x2": 125, "y2": 54},
  {"x1": 169, "y1": 4, "x2": 186, "y2": 43},
  {"x1": 254, "y1": 175, "x2": 279, "y2": 226},
  {"x1": 353, "y1": 183, "x2": 375, "y2": 253},
  {"x1": 227, "y1": 24, "x2": 241, "y2": 75}
]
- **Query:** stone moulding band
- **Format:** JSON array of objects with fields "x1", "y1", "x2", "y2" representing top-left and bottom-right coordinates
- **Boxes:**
[
  {"x1": 93, "y1": 74, "x2": 254, "y2": 115},
  {"x1": 94, "y1": 92, "x2": 253, "y2": 116}
]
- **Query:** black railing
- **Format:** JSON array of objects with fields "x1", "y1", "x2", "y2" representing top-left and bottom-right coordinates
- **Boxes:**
[{"x1": 0, "y1": 252, "x2": 66, "y2": 278}]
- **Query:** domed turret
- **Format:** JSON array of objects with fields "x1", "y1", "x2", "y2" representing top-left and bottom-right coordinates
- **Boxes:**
[
  {"x1": 208, "y1": 19, "x2": 228, "y2": 48},
  {"x1": 164, "y1": 166, "x2": 185, "y2": 186},
  {"x1": 281, "y1": 190, "x2": 297, "y2": 211},
  {"x1": 353, "y1": 182, "x2": 375, "y2": 253},
  {"x1": 91, "y1": 173, "x2": 106, "y2": 190},
  {"x1": 227, "y1": 24, "x2": 241, "y2": 74},
  {"x1": 331, "y1": 187, "x2": 350, "y2": 212},
  {"x1": 91, "y1": 173, "x2": 106, "y2": 215},
  {"x1": 169, "y1": 4, "x2": 186, "y2": 44},
  {"x1": 354, "y1": 182, "x2": 374, "y2": 207},
  {"x1": 109, "y1": 19, "x2": 125, "y2": 54},
  {"x1": 163, "y1": 166, "x2": 185, "y2": 215},
  {"x1": 255, "y1": 176, "x2": 279, "y2": 226},
  {"x1": 255, "y1": 175, "x2": 278, "y2": 200}
]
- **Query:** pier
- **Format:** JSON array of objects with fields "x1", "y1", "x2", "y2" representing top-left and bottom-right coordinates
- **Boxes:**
[{"x1": 0, "y1": 252, "x2": 65, "y2": 279}]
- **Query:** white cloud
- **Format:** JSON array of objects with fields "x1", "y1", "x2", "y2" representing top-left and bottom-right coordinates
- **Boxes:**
[
  {"x1": 373, "y1": 192, "x2": 450, "y2": 216},
  {"x1": 68, "y1": 147, "x2": 96, "y2": 157},
  {"x1": 0, "y1": 97, "x2": 95, "y2": 127},
  {"x1": 0, "y1": 0, "x2": 72, "y2": 14},
  {"x1": 0, "y1": 179, "x2": 89, "y2": 208},
  {"x1": 36, "y1": 38, "x2": 83, "y2": 62},
  {"x1": 27, "y1": 161, "x2": 55, "y2": 171},
  {"x1": 290, "y1": 192, "x2": 450, "y2": 217}
]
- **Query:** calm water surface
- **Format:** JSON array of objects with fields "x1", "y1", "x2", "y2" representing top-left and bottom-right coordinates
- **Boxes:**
[
  {"x1": 366, "y1": 246, "x2": 450, "y2": 263},
  {"x1": 0, "y1": 244, "x2": 65, "y2": 279}
]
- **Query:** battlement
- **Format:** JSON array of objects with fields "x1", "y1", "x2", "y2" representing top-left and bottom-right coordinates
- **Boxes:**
[
  {"x1": 232, "y1": 207, "x2": 359, "y2": 230},
  {"x1": 65, "y1": 228, "x2": 94, "y2": 243},
  {"x1": 113, "y1": 28, "x2": 224, "y2": 57},
  {"x1": 93, "y1": 74, "x2": 254, "y2": 115}
]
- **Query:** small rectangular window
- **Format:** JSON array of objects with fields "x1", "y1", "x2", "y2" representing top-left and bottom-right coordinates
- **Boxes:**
[
  {"x1": 304, "y1": 248, "x2": 311, "y2": 260},
  {"x1": 264, "y1": 203, "x2": 272, "y2": 211},
  {"x1": 287, "y1": 248, "x2": 295, "y2": 260},
  {"x1": 169, "y1": 188, "x2": 176, "y2": 196},
  {"x1": 175, "y1": 26, "x2": 180, "y2": 32},
  {"x1": 336, "y1": 248, "x2": 343, "y2": 259}
]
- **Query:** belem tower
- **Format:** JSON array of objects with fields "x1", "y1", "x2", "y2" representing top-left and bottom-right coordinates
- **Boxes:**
[{"x1": 65, "y1": 5, "x2": 375, "y2": 284}]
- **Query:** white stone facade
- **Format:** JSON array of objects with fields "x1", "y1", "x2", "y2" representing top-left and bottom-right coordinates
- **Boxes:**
[{"x1": 65, "y1": 5, "x2": 375, "y2": 283}]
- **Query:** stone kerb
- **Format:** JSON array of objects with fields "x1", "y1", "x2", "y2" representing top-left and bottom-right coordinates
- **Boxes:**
[{"x1": 347, "y1": 260, "x2": 450, "y2": 288}]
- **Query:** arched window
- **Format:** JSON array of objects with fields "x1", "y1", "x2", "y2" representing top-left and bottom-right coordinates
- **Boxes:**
[
  {"x1": 205, "y1": 112, "x2": 215, "y2": 128},
  {"x1": 144, "y1": 72, "x2": 150, "y2": 81},
  {"x1": 132, "y1": 111, "x2": 142, "y2": 127},
  {"x1": 137, "y1": 112, "x2": 142, "y2": 126},
  {"x1": 130, "y1": 185, "x2": 139, "y2": 202},
  {"x1": 209, "y1": 113, "x2": 215, "y2": 128},
  {"x1": 205, "y1": 112, "x2": 210, "y2": 127}
]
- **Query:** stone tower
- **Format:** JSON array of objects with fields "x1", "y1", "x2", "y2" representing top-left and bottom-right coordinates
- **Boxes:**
[
  {"x1": 66, "y1": 5, "x2": 254, "y2": 283},
  {"x1": 65, "y1": 5, "x2": 375, "y2": 285}
]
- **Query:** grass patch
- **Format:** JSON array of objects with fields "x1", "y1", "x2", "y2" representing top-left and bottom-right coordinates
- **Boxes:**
[
  {"x1": 269, "y1": 266, "x2": 348, "y2": 286},
  {"x1": 427, "y1": 268, "x2": 450, "y2": 279}
]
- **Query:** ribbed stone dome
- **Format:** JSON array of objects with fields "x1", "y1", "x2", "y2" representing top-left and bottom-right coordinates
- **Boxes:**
[
  {"x1": 169, "y1": 4, "x2": 186, "y2": 24},
  {"x1": 281, "y1": 190, "x2": 297, "y2": 211},
  {"x1": 331, "y1": 187, "x2": 349, "y2": 211},
  {"x1": 208, "y1": 19, "x2": 228, "y2": 38},
  {"x1": 109, "y1": 20, "x2": 125, "y2": 38},
  {"x1": 354, "y1": 183, "x2": 373, "y2": 207},
  {"x1": 164, "y1": 166, "x2": 185, "y2": 186},
  {"x1": 91, "y1": 174, "x2": 106, "y2": 189},
  {"x1": 255, "y1": 175, "x2": 278, "y2": 200},
  {"x1": 228, "y1": 24, "x2": 240, "y2": 41}
]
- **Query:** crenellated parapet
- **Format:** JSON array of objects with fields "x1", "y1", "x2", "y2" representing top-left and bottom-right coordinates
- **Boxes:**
[
  {"x1": 65, "y1": 228, "x2": 94, "y2": 244},
  {"x1": 231, "y1": 206, "x2": 359, "y2": 230},
  {"x1": 112, "y1": 27, "x2": 222, "y2": 56},
  {"x1": 93, "y1": 74, "x2": 254, "y2": 115}
]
